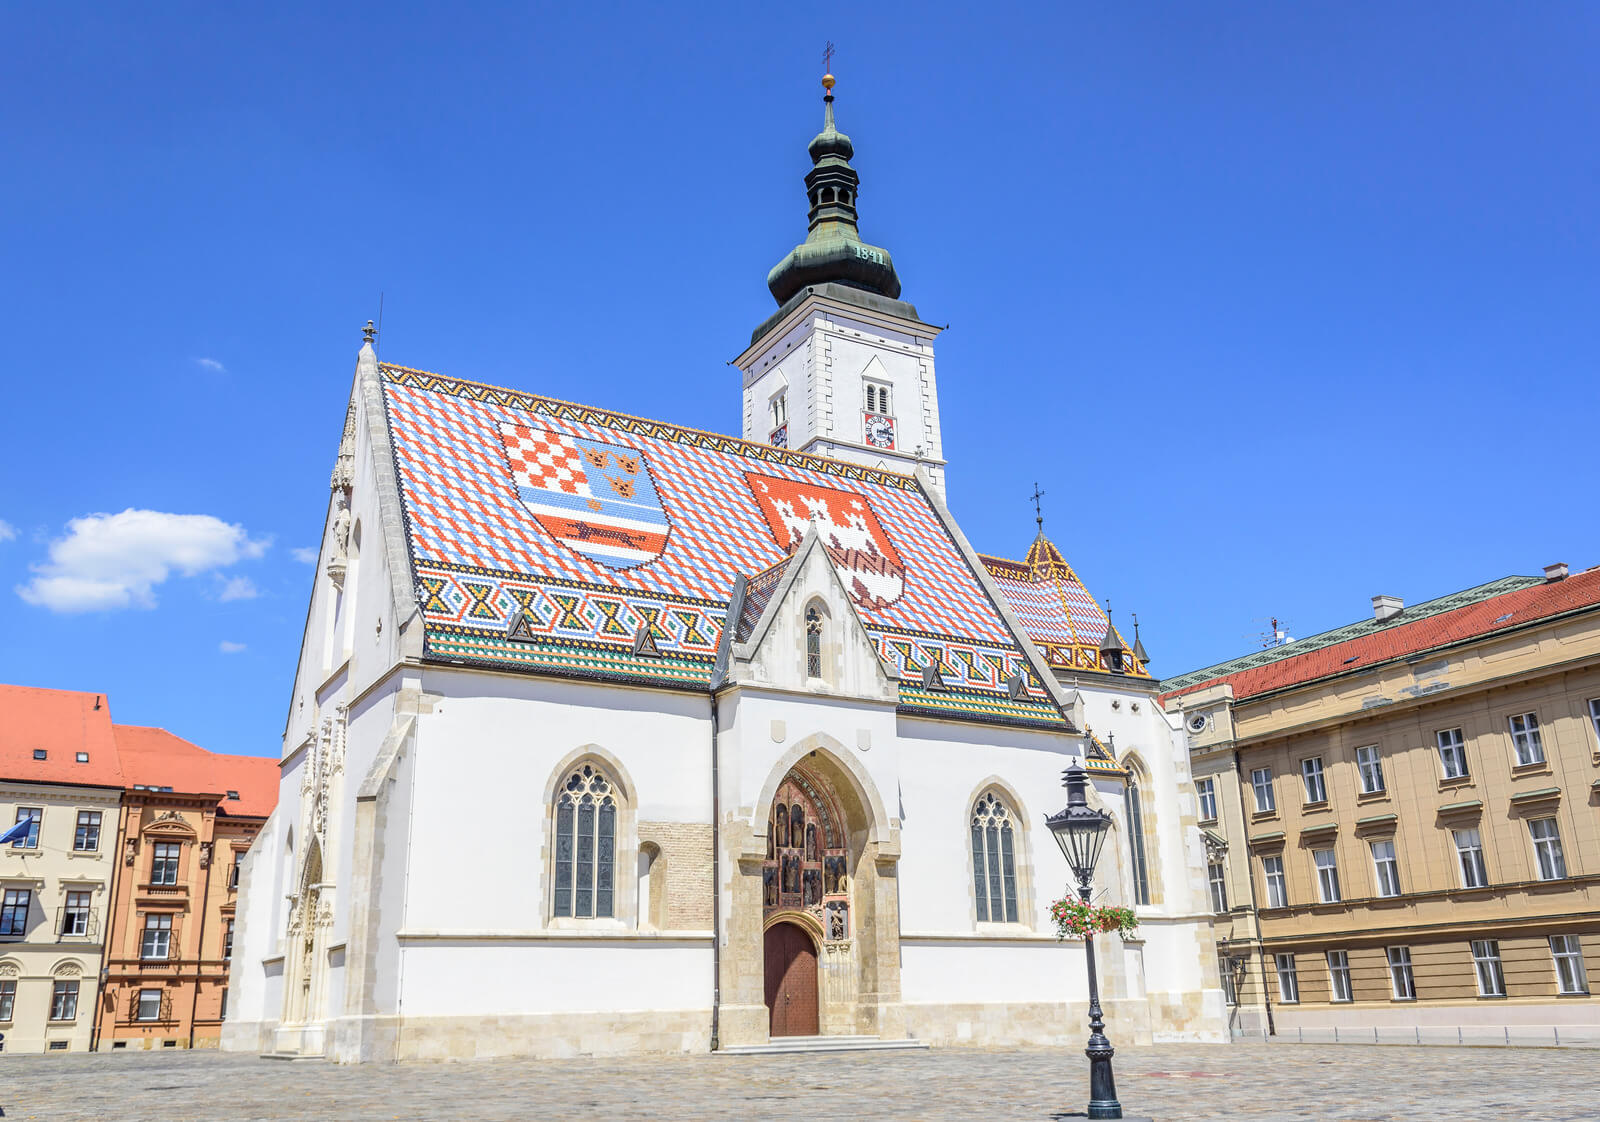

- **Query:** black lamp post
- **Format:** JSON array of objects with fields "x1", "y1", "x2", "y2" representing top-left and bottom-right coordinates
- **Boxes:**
[{"x1": 1045, "y1": 758, "x2": 1126, "y2": 1121}]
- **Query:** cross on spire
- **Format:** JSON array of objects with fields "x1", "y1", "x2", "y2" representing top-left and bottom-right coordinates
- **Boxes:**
[
  {"x1": 1030, "y1": 482, "x2": 1046, "y2": 532},
  {"x1": 823, "y1": 41, "x2": 836, "y2": 76}
]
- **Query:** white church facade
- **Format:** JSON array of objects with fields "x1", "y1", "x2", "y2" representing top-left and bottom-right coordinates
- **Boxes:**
[{"x1": 222, "y1": 77, "x2": 1226, "y2": 1062}]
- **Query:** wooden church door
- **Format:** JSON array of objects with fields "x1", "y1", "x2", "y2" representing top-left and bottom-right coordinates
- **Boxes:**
[{"x1": 763, "y1": 921, "x2": 819, "y2": 1037}]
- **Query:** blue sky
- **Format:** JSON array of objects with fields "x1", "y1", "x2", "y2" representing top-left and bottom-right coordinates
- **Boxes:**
[{"x1": 2, "y1": 4, "x2": 1595, "y2": 757}]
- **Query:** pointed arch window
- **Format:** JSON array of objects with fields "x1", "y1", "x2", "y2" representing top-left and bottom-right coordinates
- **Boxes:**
[
  {"x1": 1125, "y1": 780, "x2": 1151, "y2": 906},
  {"x1": 805, "y1": 606, "x2": 823, "y2": 678},
  {"x1": 553, "y1": 764, "x2": 618, "y2": 919},
  {"x1": 971, "y1": 792, "x2": 1019, "y2": 923}
]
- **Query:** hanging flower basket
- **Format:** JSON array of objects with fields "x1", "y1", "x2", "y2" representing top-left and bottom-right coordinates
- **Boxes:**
[{"x1": 1049, "y1": 896, "x2": 1139, "y2": 941}]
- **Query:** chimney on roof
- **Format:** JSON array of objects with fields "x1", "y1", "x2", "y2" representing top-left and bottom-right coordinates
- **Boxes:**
[
  {"x1": 1543, "y1": 562, "x2": 1569, "y2": 582},
  {"x1": 1372, "y1": 594, "x2": 1404, "y2": 622}
]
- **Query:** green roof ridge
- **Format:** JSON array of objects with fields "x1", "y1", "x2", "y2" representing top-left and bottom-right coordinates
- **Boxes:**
[{"x1": 1161, "y1": 574, "x2": 1545, "y2": 694}]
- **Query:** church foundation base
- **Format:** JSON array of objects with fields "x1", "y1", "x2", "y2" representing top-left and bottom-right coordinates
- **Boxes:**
[
  {"x1": 328, "y1": 1009, "x2": 714, "y2": 1063},
  {"x1": 902, "y1": 999, "x2": 1155, "y2": 1048}
]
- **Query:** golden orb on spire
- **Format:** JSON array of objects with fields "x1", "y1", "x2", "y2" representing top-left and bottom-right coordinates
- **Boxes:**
[{"x1": 821, "y1": 72, "x2": 835, "y2": 91}]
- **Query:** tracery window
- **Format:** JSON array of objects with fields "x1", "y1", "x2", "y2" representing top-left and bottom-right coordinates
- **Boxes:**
[
  {"x1": 971, "y1": 792, "x2": 1019, "y2": 923},
  {"x1": 805, "y1": 607, "x2": 823, "y2": 678},
  {"x1": 1125, "y1": 781, "x2": 1151, "y2": 906},
  {"x1": 553, "y1": 764, "x2": 618, "y2": 919},
  {"x1": 763, "y1": 770, "x2": 850, "y2": 941}
]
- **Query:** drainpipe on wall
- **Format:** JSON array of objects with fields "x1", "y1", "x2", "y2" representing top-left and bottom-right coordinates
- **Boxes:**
[
  {"x1": 1234, "y1": 749, "x2": 1274, "y2": 1038},
  {"x1": 188, "y1": 816, "x2": 215, "y2": 1049},
  {"x1": 709, "y1": 691, "x2": 722, "y2": 1053}
]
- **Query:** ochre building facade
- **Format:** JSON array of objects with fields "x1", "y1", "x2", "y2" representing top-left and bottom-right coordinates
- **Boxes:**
[{"x1": 1164, "y1": 563, "x2": 1600, "y2": 1042}]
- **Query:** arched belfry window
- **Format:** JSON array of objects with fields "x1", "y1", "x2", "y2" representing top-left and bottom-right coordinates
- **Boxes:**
[
  {"x1": 971, "y1": 792, "x2": 1019, "y2": 923},
  {"x1": 1125, "y1": 778, "x2": 1151, "y2": 907},
  {"x1": 805, "y1": 606, "x2": 824, "y2": 679},
  {"x1": 553, "y1": 763, "x2": 618, "y2": 919}
]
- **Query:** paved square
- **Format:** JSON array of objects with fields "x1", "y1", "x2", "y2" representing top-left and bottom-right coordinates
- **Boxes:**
[{"x1": 1, "y1": 1042, "x2": 1593, "y2": 1121}]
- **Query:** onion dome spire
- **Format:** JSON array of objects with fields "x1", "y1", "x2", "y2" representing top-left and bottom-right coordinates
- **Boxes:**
[{"x1": 766, "y1": 69, "x2": 902, "y2": 305}]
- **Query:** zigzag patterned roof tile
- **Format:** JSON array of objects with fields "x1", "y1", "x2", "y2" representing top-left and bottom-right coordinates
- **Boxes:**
[{"x1": 378, "y1": 364, "x2": 1066, "y2": 729}]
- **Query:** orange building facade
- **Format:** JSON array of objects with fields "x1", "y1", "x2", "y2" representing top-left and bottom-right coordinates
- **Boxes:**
[{"x1": 93, "y1": 726, "x2": 277, "y2": 1051}]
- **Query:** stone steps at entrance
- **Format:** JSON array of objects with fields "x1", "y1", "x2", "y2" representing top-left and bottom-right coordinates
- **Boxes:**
[
  {"x1": 718, "y1": 1035, "x2": 930, "y2": 1056},
  {"x1": 260, "y1": 1051, "x2": 326, "y2": 1061}
]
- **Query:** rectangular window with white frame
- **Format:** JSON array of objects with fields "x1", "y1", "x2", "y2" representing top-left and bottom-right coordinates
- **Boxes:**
[
  {"x1": 50, "y1": 980, "x2": 79, "y2": 1021},
  {"x1": 1327, "y1": 949, "x2": 1353, "y2": 1002},
  {"x1": 140, "y1": 914, "x2": 173, "y2": 961},
  {"x1": 73, "y1": 810, "x2": 102, "y2": 852},
  {"x1": 1453, "y1": 827, "x2": 1489, "y2": 888},
  {"x1": 1471, "y1": 939, "x2": 1506, "y2": 997},
  {"x1": 1588, "y1": 697, "x2": 1600, "y2": 745},
  {"x1": 1275, "y1": 953, "x2": 1300, "y2": 1003},
  {"x1": 1250, "y1": 767, "x2": 1276, "y2": 813},
  {"x1": 136, "y1": 988, "x2": 163, "y2": 1022},
  {"x1": 1208, "y1": 861, "x2": 1228, "y2": 913},
  {"x1": 0, "y1": 978, "x2": 14, "y2": 1021},
  {"x1": 1387, "y1": 945, "x2": 1416, "y2": 999},
  {"x1": 62, "y1": 890, "x2": 91, "y2": 936},
  {"x1": 1551, "y1": 934, "x2": 1589, "y2": 995},
  {"x1": 1436, "y1": 728, "x2": 1469, "y2": 779},
  {"x1": 1301, "y1": 757, "x2": 1327, "y2": 804},
  {"x1": 1262, "y1": 854, "x2": 1288, "y2": 908},
  {"x1": 1507, "y1": 712, "x2": 1545, "y2": 766},
  {"x1": 1355, "y1": 745, "x2": 1385, "y2": 794},
  {"x1": 1196, "y1": 777, "x2": 1217, "y2": 822},
  {"x1": 1529, "y1": 817, "x2": 1567, "y2": 880},
  {"x1": 1314, "y1": 848, "x2": 1342, "y2": 903},
  {"x1": 150, "y1": 842, "x2": 181, "y2": 886},
  {"x1": 1370, "y1": 839, "x2": 1401, "y2": 898}
]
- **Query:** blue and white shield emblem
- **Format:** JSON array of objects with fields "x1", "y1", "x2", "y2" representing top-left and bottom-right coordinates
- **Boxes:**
[{"x1": 499, "y1": 423, "x2": 672, "y2": 570}]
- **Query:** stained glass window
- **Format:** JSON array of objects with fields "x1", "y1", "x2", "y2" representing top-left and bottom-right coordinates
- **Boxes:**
[
  {"x1": 805, "y1": 607, "x2": 823, "y2": 678},
  {"x1": 971, "y1": 792, "x2": 1019, "y2": 923},
  {"x1": 552, "y1": 764, "x2": 619, "y2": 919}
]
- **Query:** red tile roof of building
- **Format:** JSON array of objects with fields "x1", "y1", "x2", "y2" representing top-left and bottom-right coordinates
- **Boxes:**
[
  {"x1": 1161, "y1": 567, "x2": 1600, "y2": 705},
  {"x1": 0, "y1": 683, "x2": 126, "y2": 787},
  {"x1": 114, "y1": 725, "x2": 280, "y2": 818}
]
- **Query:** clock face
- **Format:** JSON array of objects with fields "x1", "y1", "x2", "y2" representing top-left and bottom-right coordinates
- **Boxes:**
[{"x1": 864, "y1": 413, "x2": 895, "y2": 449}]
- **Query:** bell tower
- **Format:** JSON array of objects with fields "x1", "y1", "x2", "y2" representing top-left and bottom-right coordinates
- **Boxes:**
[{"x1": 733, "y1": 67, "x2": 946, "y2": 495}]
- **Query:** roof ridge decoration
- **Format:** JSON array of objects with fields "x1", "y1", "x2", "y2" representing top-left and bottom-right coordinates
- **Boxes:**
[
  {"x1": 1159, "y1": 573, "x2": 1547, "y2": 695},
  {"x1": 381, "y1": 364, "x2": 920, "y2": 490}
]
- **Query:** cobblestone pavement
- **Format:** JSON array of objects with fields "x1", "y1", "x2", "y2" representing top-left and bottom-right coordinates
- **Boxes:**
[{"x1": 1, "y1": 1042, "x2": 1593, "y2": 1121}]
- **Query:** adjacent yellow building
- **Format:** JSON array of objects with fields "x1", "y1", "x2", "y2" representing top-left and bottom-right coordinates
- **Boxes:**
[{"x1": 1164, "y1": 563, "x2": 1600, "y2": 1043}]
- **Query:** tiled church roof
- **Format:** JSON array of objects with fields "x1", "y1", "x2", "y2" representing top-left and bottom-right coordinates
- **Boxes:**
[
  {"x1": 1159, "y1": 569, "x2": 1599, "y2": 704},
  {"x1": 379, "y1": 365, "x2": 1065, "y2": 728},
  {"x1": 978, "y1": 533, "x2": 1149, "y2": 680}
]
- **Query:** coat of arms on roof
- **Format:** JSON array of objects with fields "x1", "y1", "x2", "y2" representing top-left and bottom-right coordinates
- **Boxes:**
[
  {"x1": 743, "y1": 472, "x2": 905, "y2": 610},
  {"x1": 500, "y1": 423, "x2": 671, "y2": 570}
]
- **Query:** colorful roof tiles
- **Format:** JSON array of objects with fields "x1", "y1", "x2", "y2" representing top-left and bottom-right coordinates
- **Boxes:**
[
  {"x1": 1160, "y1": 569, "x2": 1600, "y2": 704},
  {"x1": 379, "y1": 365, "x2": 1065, "y2": 728},
  {"x1": 979, "y1": 533, "x2": 1149, "y2": 680}
]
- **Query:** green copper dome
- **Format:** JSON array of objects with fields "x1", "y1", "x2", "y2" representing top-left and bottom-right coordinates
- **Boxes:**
[{"x1": 767, "y1": 80, "x2": 901, "y2": 306}]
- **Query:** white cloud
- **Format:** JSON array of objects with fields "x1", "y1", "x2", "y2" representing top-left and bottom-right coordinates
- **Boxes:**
[
  {"x1": 195, "y1": 357, "x2": 226, "y2": 373},
  {"x1": 219, "y1": 640, "x2": 247, "y2": 653},
  {"x1": 290, "y1": 546, "x2": 319, "y2": 564},
  {"x1": 0, "y1": 519, "x2": 14, "y2": 543},
  {"x1": 218, "y1": 576, "x2": 258, "y2": 602},
  {"x1": 16, "y1": 509, "x2": 270, "y2": 613}
]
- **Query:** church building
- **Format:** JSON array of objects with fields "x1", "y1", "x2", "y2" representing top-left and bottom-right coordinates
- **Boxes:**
[{"x1": 222, "y1": 74, "x2": 1226, "y2": 1061}]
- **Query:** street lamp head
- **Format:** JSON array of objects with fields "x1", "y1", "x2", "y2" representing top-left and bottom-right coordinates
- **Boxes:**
[{"x1": 1045, "y1": 761, "x2": 1114, "y2": 888}]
